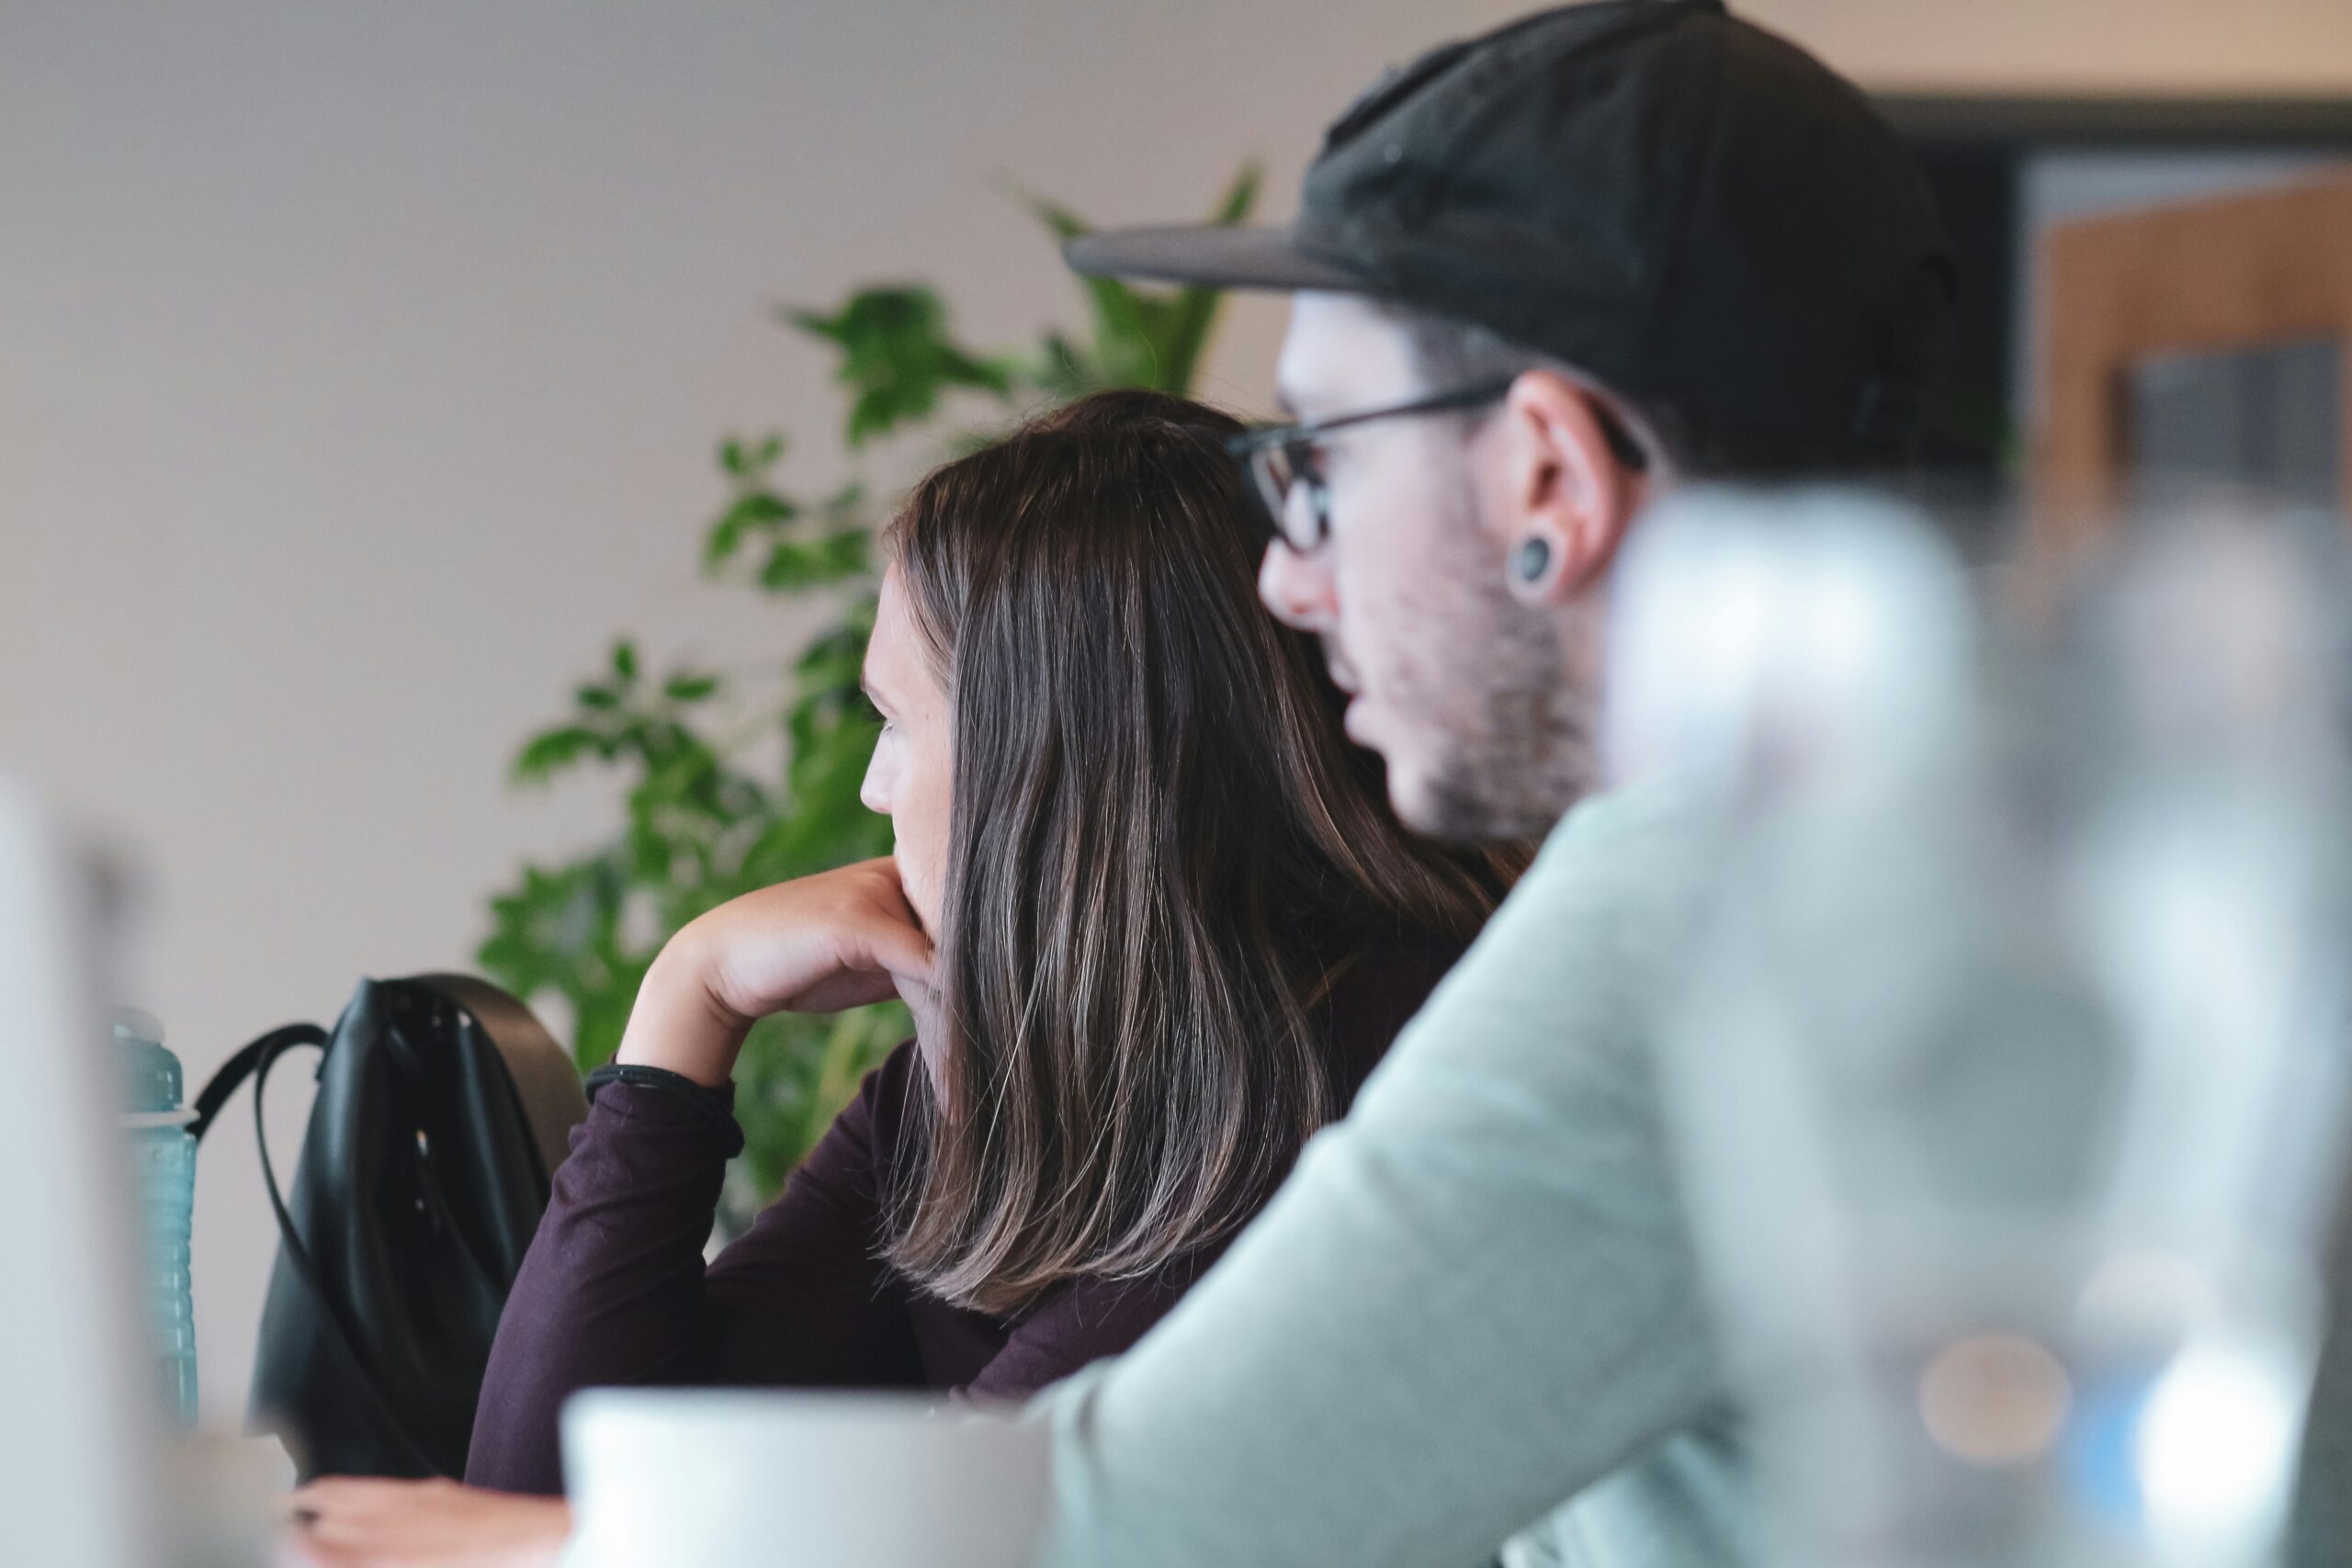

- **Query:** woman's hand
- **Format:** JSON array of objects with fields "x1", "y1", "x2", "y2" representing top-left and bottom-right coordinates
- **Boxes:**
[
  {"x1": 283, "y1": 1478, "x2": 570, "y2": 1568},
  {"x1": 616, "y1": 858, "x2": 937, "y2": 1087}
]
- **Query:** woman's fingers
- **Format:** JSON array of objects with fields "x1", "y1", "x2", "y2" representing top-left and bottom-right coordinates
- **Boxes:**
[
  {"x1": 856, "y1": 857, "x2": 940, "y2": 979},
  {"x1": 616, "y1": 857, "x2": 943, "y2": 1083},
  {"x1": 785, "y1": 964, "x2": 911, "y2": 1015},
  {"x1": 791, "y1": 885, "x2": 934, "y2": 1013},
  {"x1": 852, "y1": 902, "x2": 937, "y2": 986},
  {"x1": 284, "y1": 1477, "x2": 569, "y2": 1568},
  {"x1": 729, "y1": 859, "x2": 935, "y2": 1009},
  {"x1": 289, "y1": 1477, "x2": 421, "y2": 1528}
]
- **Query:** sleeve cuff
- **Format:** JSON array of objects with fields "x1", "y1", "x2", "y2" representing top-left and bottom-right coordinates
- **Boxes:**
[{"x1": 583, "y1": 1063, "x2": 746, "y2": 1157}]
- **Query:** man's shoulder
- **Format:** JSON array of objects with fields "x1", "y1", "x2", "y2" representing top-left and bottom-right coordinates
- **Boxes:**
[
  {"x1": 1521, "y1": 779, "x2": 1713, "y2": 910},
  {"x1": 1346, "y1": 778, "x2": 1718, "y2": 1129},
  {"x1": 1443, "y1": 779, "x2": 1715, "y2": 996}
]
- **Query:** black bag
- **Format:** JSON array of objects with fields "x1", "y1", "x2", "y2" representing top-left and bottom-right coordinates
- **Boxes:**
[{"x1": 192, "y1": 974, "x2": 585, "y2": 1481}]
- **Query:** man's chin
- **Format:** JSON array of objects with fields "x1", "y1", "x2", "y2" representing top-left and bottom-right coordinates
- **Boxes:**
[
  {"x1": 1348, "y1": 704, "x2": 1461, "y2": 835},
  {"x1": 1351, "y1": 697, "x2": 1576, "y2": 842},
  {"x1": 1381, "y1": 768, "x2": 1452, "y2": 839},
  {"x1": 1389, "y1": 742, "x2": 1577, "y2": 844},
  {"x1": 1375, "y1": 748, "x2": 1482, "y2": 842}
]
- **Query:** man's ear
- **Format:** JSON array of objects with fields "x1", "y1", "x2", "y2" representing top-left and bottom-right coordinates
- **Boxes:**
[{"x1": 1488, "y1": 369, "x2": 1646, "y2": 608}]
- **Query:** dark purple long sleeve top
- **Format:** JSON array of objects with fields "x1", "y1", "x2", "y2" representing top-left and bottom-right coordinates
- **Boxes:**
[{"x1": 464, "y1": 938, "x2": 1460, "y2": 1496}]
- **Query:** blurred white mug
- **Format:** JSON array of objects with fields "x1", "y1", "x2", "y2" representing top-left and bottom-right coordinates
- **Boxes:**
[{"x1": 560, "y1": 1390, "x2": 1049, "y2": 1568}]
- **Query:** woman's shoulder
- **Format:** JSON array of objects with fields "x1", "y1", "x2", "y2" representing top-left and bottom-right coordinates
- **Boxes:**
[
  {"x1": 798, "y1": 1034, "x2": 928, "y2": 1187},
  {"x1": 858, "y1": 1034, "x2": 927, "y2": 1123},
  {"x1": 1317, "y1": 927, "x2": 1468, "y2": 1102}
]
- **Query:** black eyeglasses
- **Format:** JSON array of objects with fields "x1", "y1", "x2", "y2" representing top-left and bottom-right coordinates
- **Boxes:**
[
  {"x1": 1225, "y1": 379, "x2": 1516, "y2": 553},
  {"x1": 1226, "y1": 377, "x2": 1655, "y2": 552}
]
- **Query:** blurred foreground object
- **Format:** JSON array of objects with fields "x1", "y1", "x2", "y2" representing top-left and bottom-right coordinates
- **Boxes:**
[
  {"x1": 0, "y1": 784, "x2": 304, "y2": 1567},
  {"x1": 1612, "y1": 491, "x2": 2352, "y2": 1567},
  {"x1": 560, "y1": 1390, "x2": 1047, "y2": 1568},
  {"x1": 0, "y1": 778, "x2": 166, "y2": 1565}
]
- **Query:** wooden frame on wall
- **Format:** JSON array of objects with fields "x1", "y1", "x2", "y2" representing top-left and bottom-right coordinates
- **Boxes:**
[
  {"x1": 1875, "y1": 95, "x2": 2352, "y2": 487},
  {"x1": 2033, "y1": 171, "x2": 2352, "y2": 534}
]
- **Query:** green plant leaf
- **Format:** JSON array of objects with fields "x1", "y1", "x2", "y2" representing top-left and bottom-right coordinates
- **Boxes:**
[
  {"x1": 720, "y1": 431, "x2": 786, "y2": 479},
  {"x1": 758, "y1": 532, "x2": 871, "y2": 592},
  {"x1": 1017, "y1": 166, "x2": 1259, "y2": 395},
  {"x1": 731, "y1": 492, "x2": 797, "y2": 525},
  {"x1": 1157, "y1": 163, "x2": 1261, "y2": 394},
  {"x1": 1028, "y1": 331, "x2": 1096, "y2": 400},
  {"x1": 1015, "y1": 186, "x2": 1164, "y2": 385},
  {"x1": 820, "y1": 481, "x2": 868, "y2": 530},
  {"x1": 788, "y1": 288, "x2": 1017, "y2": 448},
  {"x1": 512, "y1": 725, "x2": 603, "y2": 784},
  {"x1": 705, "y1": 491, "x2": 805, "y2": 573}
]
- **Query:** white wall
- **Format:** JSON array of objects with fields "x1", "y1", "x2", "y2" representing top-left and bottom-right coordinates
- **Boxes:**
[{"x1": 5, "y1": 0, "x2": 2348, "y2": 1429}]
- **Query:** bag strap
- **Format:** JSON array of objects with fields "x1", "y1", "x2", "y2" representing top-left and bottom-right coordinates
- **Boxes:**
[
  {"x1": 244, "y1": 1028, "x2": 445, "y2": 1476},
  {"x1": 189, "y1": 1023, "x2": 328, "y2": 1145}
]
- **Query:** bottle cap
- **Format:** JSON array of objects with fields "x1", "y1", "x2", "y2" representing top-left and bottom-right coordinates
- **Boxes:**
[{"x1": 114, "y1": 1008, "x2": 183, "y2": 1114}]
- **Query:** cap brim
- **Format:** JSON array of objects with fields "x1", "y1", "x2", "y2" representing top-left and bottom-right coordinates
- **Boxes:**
[{"x1": 1062, "y1": 224, "x2": 1370, "y2": 294}]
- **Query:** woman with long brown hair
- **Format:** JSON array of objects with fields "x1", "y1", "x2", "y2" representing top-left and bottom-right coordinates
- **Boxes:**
[{"x1": 300, "y1": 389, "x2": 1516, "y2": 1547}]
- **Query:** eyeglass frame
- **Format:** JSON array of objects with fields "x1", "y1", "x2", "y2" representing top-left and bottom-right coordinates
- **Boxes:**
[
  {"x1": 1224, "y1": 378, "x2": 1517, "y2": 555},
  {"x1": 1224, "y1": 375, "x2": 1654, "y2": 554}
]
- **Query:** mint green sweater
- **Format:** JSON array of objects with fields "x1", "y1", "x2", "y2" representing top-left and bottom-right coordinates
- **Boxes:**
[{"x1": 1029, "y1": 786, "x2": 1755, "y2": 1568}]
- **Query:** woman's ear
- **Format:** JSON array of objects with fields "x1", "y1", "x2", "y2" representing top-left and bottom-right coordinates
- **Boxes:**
[{"x1": 1487, "y1": 370, "x2": 1647, "y2": 609}]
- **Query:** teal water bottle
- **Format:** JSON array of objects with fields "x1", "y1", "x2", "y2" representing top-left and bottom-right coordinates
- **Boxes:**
[{"x1": 117, "y1": 1009, "x2": 198, "y2": 1424}]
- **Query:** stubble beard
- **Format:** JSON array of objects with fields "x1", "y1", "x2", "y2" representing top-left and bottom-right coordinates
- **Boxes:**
[{"x1": 1381, "y1": 469, "x2": 1599, "y2": 842}]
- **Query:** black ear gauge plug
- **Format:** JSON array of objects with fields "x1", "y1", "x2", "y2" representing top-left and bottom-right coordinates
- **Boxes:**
[{"x1": 1513, "y1": 536, "x2": 1552, "y2": 585}]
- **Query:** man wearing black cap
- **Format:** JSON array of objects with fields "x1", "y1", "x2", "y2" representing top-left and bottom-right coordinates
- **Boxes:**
[
  {"x1": 1072, "y1": 0, "x2": 1950, "y2": 845},
  {"x1": 1025, "y1": 5, "x2": 1954, "y2": 1567}
]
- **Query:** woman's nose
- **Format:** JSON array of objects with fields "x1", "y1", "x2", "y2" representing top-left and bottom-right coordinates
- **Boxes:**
[{"x1": 859, "y1": 751, "x2": 892, "y2": 817}]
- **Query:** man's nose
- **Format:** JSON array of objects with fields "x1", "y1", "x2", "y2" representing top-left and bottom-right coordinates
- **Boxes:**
[{"x1": 1259, "y1": 541, "x2": 1339, "y2": 633}]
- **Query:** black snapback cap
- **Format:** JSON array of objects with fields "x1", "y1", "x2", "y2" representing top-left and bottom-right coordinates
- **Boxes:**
[{"x1": 1066, "y1": 0, "x2": 1956, "y2": 449}]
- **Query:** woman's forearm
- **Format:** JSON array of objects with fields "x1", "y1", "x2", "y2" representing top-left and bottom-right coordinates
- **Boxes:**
[
  {"x1": 465, "y1": 1085, "x2": 737, "y2": 1495},
  {"x1": 614, "y1": 935, "x2": 750, "y2": 1089}
]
